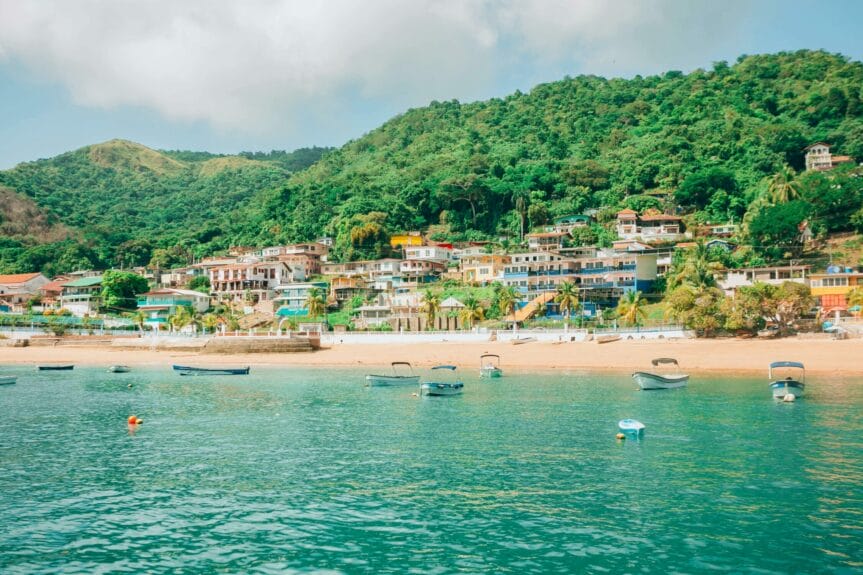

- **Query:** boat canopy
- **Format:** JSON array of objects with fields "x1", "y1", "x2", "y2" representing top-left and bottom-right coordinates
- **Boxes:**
[
  {"x1": 480, "y1": 354, "x2": 500, "y2": 360},
  {"x1": 651, "y1": 357, "x2": 679, "y2": 366},
  {"x1": 391, "y1": 361, "x2": 412, "y2": 367},
  {"x1": 769, "y1": 361, "x2": 805, "y2": 370},
  {"x1": 432, "y1": 365, "x2": 457, "y2": 371}
]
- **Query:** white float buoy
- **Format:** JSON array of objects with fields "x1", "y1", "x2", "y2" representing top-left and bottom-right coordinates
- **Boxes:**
[{"x1": 783, "y1": 393, "x2": 796, "y2": 402}]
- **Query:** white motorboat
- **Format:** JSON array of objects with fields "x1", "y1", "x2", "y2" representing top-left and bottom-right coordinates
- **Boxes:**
[
  {"x1": 0, "y1": 375, "x2": 16, "y2": 385},
  {"x1": 479, "y1": 354, "x2": 503, "y2": 378},
  {"x1": 420, "y1": 365, "x2": 464, "y2": 396},
  {"x1": 768, "y1": 361, "x2": 806, "y2": 399},
  {"x1": 108, "y1": 365, "x2": 131, "y2": 373},
  {"x1": 632, "y1": 358, "x2": 689, "y2": 390},
  {"x1": 618, "y1": 419, "x2": 645, "y2": 435},
  {"x1": 365, "y1": 362, "x2": 420, "y2": 387}
]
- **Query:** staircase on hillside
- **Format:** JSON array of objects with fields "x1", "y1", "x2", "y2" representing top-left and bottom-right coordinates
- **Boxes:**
[{"x1": 507, "y1": 291, "x2": 557, "y2": 323}]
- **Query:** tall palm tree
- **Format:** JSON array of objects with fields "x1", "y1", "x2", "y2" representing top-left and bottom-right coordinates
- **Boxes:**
[
  {"x1": 304, "y1": 287, "x2": 326, "y2": 319},
  {"x1": 459, "y1": 295, "x2": 485, "y2": 329},
  {"x1": 201, "y1": 313, "x2": 220, "y2": 334},
  {"x1": 495, "y1": 285, "x2": 521, "y2": 319},
  {"x1": 420, "y1": 290, "x2": 441, "y2": 330},
  {"x1": 767, "y1": 165, "x2": 801, "y2": 204},
  {"x1": 668, "y1": 241, "x2": 722, "y2": 290},
  {"x1": 617, "y1": 290, "x2": 647, "y2": 326},
  {"x1": 554, "y1": 281, "x2": 580, "y2": 319}
]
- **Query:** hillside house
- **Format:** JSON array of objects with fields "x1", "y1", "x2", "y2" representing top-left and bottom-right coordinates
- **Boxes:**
[
  {"x1": 809, "y1": 267, "x2": 863, "y2": 315},
  {"x1": 59, "y1": 275, "x2": 103, "y2": 316},
  {"x1": 805, "y1": 143, "x2": 854, "y2": 171},
  {"x1": 137, "y1": 288, "x2": 210, "y2": 327},
  {"x1": 274, "y1": 282, "x2": 329, "y2": 317},
  {"x1": 616, "y1": 210, "x2": 684, "y2": 242},
  {"x1": 208, "y1": 261, "x2": 294, "y2": 304},
  {"x1": 527, "y1": 231, "x2": 569, "y2": 251},
  {"x1": 390, "y1": 231, "x2": 423, "y2": 249},
  {"x1": 461, "y1": 254, "x2": 509, "y2": 285},
  {"x1": 552, "y1": 214, "x2": 591, "y2": 234},
  {"x1": 404, "y1": 245, "x2": 453, "y2": 263},
  {"x1": 0, "y1": 273, "x2": 49, "y2": 312},
  {"x1": 718, "y1": 265, "x2": 809, "y2": 296},
  {"x1": 39, "y1": 276, "x2": 71, "y2": 308}
]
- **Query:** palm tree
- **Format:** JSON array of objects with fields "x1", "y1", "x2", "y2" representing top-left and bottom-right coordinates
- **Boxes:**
[
  {"x1": 459, "y1": 295, "x2": 485, "y2": 329},
  {"x1": 420, "y1": 290, "x2": 441, "y2": 330},
  {"x1": 201, "y1": 313, "x2": 220, "y2": 334},
  {"x1": 767, "y1": 165, "x2": 801, "y2": 204},
  {"x1": 304, "y1": 287, "x2": 326, "y2": 319},
  {"x1": 554, "y1": 281, "x2": 580, "y2": 319},
  {"x1": 846, "y1": 286, "x2": 863, "y2": 314},
  {"x1": 668, "y1": 241, "x2": 723, "y2": 290},
  {"x1": 495, "y1": 285, "x2": 521, "y2": 319},
  {"x1": 168, "y1": 305, "x2": 194, "y2": 332},
  {"x1": 617, "y1": 290, "x2": 647, "y2": 326},
  {"x1": 132, "y1": 310, "x2": 146, "y2": 332}
]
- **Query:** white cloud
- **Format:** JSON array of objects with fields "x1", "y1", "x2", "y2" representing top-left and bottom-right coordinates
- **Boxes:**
[{"x1": 0, "y1": 0, "x2": 750, "y2": 137}]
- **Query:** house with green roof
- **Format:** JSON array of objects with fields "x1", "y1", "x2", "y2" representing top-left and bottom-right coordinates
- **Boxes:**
[{"x1": 59, "y1": 275, "x2": 103, "y2": 317}]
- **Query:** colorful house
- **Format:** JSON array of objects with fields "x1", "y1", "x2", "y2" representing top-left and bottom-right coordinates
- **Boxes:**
[
  {"x1": 809, "y1": 268, "x2": 863, "y2": 315},
  {"x1": 137, "y1": 288, "x2": 211, "y2": 326},
  {"x1": 390, "y1": 231, "x2": 423, "y2": 249},
  {"x1": 616, "y1": 210, "x2": 684, "y2": 242},
  {"x1": 274, "y1": 282, "x2": 329, "y2": 316}
]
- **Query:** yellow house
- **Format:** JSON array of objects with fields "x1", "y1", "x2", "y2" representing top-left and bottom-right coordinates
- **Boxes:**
[
  {"x1": 809, "y1": 270, "x2": 863, "y2": 314},
  {"x1": 390, "y1": 231, "x2": 423, "y2": 249},
  {"x1": 461, "y1": 254, "x2": 510, "y2": 285}
]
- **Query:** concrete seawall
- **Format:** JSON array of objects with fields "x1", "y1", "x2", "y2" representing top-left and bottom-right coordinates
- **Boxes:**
[{"x1": 110, "y1": 335, "x2": 316, "y2": 353}]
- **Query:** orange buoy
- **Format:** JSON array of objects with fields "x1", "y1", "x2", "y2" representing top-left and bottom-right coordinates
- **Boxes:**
[
  {"x1": 128, "y1": 415, "x2": 138, "y2": 424},
  {"x1": 616, "y1": 433, "x2": 625, "y2": 440}
]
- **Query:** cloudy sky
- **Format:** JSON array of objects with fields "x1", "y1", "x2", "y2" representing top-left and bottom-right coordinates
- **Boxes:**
[{"x1": 0, "y1": 0, "x2": 861, "y2": 168}]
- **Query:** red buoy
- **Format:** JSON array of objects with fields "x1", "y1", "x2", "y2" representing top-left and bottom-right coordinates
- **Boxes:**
[{"x1": 128, "y1": 415, "x2": 138, "y2": 424}]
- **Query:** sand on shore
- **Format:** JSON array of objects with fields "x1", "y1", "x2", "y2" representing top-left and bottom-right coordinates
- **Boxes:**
[{"x1": 1, "y1": 338, "x2": 861, "y2": 376}]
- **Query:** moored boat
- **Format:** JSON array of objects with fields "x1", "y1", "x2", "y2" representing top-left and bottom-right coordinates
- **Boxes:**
[
  {"x1": 618, "y1": 419, "x2": 645, "y2": 435},
  {"x1": 173, "y1": 365, "x2": 250, "y2": 376},
  {"x1": 420, "y1": 365, "x2": 464, "y2": 396},
  {"x1": 479, "y1": 354, "x2": 503, "y2": 378},
  {"x1": 511, "y1": 337, "x2": 536, "y2": 345},
  {"x1": 0, "y1": 375, "x2": 16, "y2": 385},
  {"x1": 768, "y1": 361, "x2": 805, "y2": 399},
  {"x1": 108, "y1": 365, "x2": 131, "y2": 373},
  {"x1": 596, "y1": 335, "x2": 621, "y2": 344},
  {"x1": 365, "y1": 362, "x2": 420, "y2": 387},
  {"x1": 632, "y1": 358, "x2": 689, "y2": 390},
  {"x1": 38, "y1": 365, "x2": 74, "y2": 371}
]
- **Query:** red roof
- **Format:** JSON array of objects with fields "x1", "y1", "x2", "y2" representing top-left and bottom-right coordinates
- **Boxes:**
[
  {"x1": 0, "y1": 273, "x2": 42, "y2": 284},
  {"x1": 617, "y1": 209, "x2": 637, "y2": 216}
]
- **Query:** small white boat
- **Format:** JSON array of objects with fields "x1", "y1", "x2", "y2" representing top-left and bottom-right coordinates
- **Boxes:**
[
  {"x1": 0, "y1": 375, "x2": 16, "y2": 385},
  {"x1": 768, "y1": 361, "x2": 805, "y2": 399},
  {"x1": 632, "y1": 358, "x2": 689, "y2": 390},
  {"x1": 479, "y1": 354, "x2": 503, "y2": 378},
  {"x1": 108, "y1": 365, "x2": 131, "y2": 373},
  {"x1": 618, "y1": 419, "x2": 645, "y2": 435},
  {"x1": 511, "y1": 337, "x2": 536, "y2": 345},
  {"x1": 596, "y1": 335, "x2": 621, "y2": 344},
  {"x1": 365, "y1": 362, "x2": 420, "y2": 387},
  {"x1": 420, "y1": 365, "x2": 464, "y2": 396}
]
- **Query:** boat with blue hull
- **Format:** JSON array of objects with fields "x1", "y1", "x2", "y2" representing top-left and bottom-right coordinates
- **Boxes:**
[
  {"x1": 0, "y1": 375, "x2": 16, "y2": 385},
  {"x1": 173, "y1": 365, "x2": 250, "y2": 376},
  {"x1": 768, "y1": 361, "x2": 805, "y2": 399},
  {"x1": 421, "y1": 365, "x2": 464, "y2": 396}
]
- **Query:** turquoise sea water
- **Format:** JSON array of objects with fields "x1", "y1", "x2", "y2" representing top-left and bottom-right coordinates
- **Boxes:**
[{"x1": 0, "y1": 366, "x2": 861, "y2": 574}]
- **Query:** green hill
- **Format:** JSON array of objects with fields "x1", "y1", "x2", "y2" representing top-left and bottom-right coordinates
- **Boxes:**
[
  {"x1": 0, "y1": 141, "x2": 328, "y2": 275},
  {"x1": 235, "y1": 50, "x2": 863, "y2": 261},
  {"x1": 2, "y1": 50, "x2": 863, "y2": 274}
]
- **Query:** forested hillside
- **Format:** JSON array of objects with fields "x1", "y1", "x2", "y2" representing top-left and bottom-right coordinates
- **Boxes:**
[
  {"x1": 0, "y1": 140, "x2": 328, "y2": 275},
  {"x1": 234, "y1": 50, "x2": 863, "y2": 261},
  {"x1": 2, "y1": 50, "x2": 863, "y2": 274}
]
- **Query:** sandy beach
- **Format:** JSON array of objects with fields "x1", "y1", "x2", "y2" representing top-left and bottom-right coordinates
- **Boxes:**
[{"x1": 1, "y1": 338, "x2": 861, "y2": 375}]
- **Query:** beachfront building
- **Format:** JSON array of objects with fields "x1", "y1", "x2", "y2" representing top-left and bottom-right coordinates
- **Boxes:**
[
  {"x1": 616, "y1": 210, "x2": 684, "y2": 242},
  {"x1": 809, "y1": 268, "x2": 863, "y2": 316},
  {"x1": 59, "y1": 275, "x2": 104, "y2": 317},
  {"x1": 273, "y1": 282, "x2": 329, "y2": 317},
  {"x1": 718, "y1": 265, "x2": 810, "y2": 296},
  {"x1": 208, "y1": 261, "x2": 294, "y2": 304},
  {"x1": 461, "y1": 254, "x2": 509, "y2": 285},
  {"x1": 390, "y1": 231, "x2": 423, "y2": 250},
  {"x1": 0, "y1": 273, "x2": 49, "y2": 312},
  {"x1": 804, "y1": 143, "x2": 855, "y2": 171},
  {"x1": 137, "y1": 288, "x2": 210, "y2": 327},
  {"x1": 527, "y1": 231, "x2": 569, "y2": 251},
  {"x1": 39, "y1": 276, "x2": 70, "y2": 308},
  {"x1": 352, "y1": 299, "x2": 392, "y2": 329}
]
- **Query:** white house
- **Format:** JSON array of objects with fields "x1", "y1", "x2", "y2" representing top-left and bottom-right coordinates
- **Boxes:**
[{"x1": 0, "y1": 273, "x2": 49, "y2": 312}]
